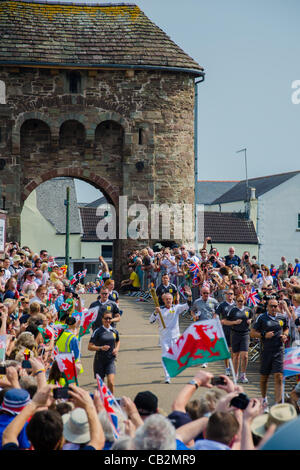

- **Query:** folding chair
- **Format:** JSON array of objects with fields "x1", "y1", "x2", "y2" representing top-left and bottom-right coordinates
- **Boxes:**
[{"x1": 249, "y1": 338, "x2": 260, "y2": 362}]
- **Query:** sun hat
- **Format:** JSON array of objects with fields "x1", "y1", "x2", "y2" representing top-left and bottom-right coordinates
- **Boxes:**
[
  {"x1": 251, "y1": 403, "x2": 297, "y2": 438},
  {"x1": 260, "y1": 415, "x2": 300, "y2": 450},
  {"x1": 0, "y1": 388, "x2": 31, "y2": 415},
  {"x1": 62, "y1": 408, "x2": 90, "y2": 444},
  {"x1": 12, "y1": 255, "x2": 22, "y2": 263}
]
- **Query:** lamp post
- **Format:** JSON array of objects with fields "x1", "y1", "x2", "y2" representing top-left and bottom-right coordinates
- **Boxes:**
[
  {"x1": 64, "y1": 186, "x2": 70, "y2": 277},
  {"x1": 236, "y1": 148, "x2": 249, "y2": 218}
]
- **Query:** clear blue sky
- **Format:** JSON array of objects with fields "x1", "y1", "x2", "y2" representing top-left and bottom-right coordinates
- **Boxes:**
[{"x1": 60, "y1": 0, "x2": 300, "y2": 200}]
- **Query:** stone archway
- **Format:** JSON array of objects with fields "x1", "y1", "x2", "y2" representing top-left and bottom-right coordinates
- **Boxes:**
[
  {"x1": 21, "y1": 168, "x2": 122, "y2": 284},
  {"x1": 21, "y1": 167, "x2": 120, "y2": 208}
]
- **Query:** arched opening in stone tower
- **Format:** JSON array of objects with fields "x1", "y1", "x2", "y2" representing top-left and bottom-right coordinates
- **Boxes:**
[
  {"x1": 20, "y1": 119, "x2": 51, "y2": 159},
  {"x1": 20, "y1": 177, "x2": 115, "y2": 283}
]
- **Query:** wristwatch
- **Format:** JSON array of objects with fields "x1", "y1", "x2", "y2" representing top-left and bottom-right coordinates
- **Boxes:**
[{"x1": 189, "y1": 379, "x2": 199, "y2": 389}]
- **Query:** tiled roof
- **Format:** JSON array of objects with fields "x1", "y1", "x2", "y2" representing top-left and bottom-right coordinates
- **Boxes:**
[
  {"x1": 0, "y1": 0, "x2": 203, "y2": 73},
  {"x1": 80, "y1": 206, "x2": 113, "y2": 242},
  {"x1": 212, "y1": 171, "x2": 300, "y2": 204},
  {"x1": 202, "y1": 212, "x2": 258, "y2": 244}
]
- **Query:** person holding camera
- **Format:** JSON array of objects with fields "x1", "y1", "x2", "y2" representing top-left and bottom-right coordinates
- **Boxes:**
[
  {"x1": 250, "y1": 297, "x2": 289, "y2": 408},
  {"x1": 241, "y1": 252, "x2": 252, "y2": 278}
]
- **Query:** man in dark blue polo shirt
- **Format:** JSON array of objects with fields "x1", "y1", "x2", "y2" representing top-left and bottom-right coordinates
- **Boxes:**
[
  {"x1": 250, "y1": 297, "x2": 289, "y2": 408},
  {"x1": 224, "y1": 247, "x2": 241, "y2": 267}
]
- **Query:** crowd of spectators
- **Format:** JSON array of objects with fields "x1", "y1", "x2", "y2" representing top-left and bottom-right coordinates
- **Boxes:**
[{"x1": 1, "y1": 238, "x2": 300, "y2": 451}]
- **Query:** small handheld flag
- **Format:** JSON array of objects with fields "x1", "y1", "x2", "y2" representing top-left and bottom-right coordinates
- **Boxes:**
[
  {"x1": 96, "y1": 374, "x2": 121, "y2": 439},
  {"x1": 246, "y1": 288, "x2": 260, "y2": 307},
  {"x1": 56, "y1": 352, "x2": 78, "y2": 385}
]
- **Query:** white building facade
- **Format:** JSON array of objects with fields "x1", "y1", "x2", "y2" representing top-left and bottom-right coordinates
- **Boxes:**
[{"x1": 202, "y1": 171, "x2": 300, "y2": 267}]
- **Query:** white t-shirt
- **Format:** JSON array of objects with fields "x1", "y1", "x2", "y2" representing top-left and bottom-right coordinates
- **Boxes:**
[
  {"x1": 3, "y1": 269, "x2": 11, "y2": 282},
  {"x1": 160, "y1": 256, "x2": 176, "y2": 274},
  {"x1": 150, "y1": 303, "x2": 189, "y2": 339}
]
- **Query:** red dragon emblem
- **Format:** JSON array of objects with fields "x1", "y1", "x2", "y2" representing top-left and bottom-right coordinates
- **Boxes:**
[{"x1": 176, "y1": 324, "x2": 220, "y2": 368}]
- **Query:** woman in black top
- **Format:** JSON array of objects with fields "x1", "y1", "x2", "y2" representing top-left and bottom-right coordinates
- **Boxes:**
[
  {"x1": 223, "y1": 295, "x2": 253, "y2": 384},
  {"x1": 88, "y1": 311, "x2": 120, "y2": 395}
]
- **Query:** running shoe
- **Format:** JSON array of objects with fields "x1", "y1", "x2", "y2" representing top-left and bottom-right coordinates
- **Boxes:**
[
  {"x1": 262, "y1": 397, "x2": 269, "y2": 413},
  {"x1": 225, "y1": 367, "x2": 231, "y2": 376},
  {"x1": 238, "y1": 374, "x2": 248, "y2": 384}
]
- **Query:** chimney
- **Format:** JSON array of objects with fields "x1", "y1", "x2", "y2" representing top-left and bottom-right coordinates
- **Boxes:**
[
  {"x1": 250, "y1": 187, "x2": 256, "y2": 200},
  {"x1": 249, "y1": 187, "x2": 258, "y2": 231}
]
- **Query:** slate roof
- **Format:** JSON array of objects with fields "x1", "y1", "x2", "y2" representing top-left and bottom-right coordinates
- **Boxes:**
[
  {"x1": 36, "y1": 177, "x2": 82, "y2": 234},
  {"x1": 84, "y1": 196, "x2": 106, "y2": 208},
  {"x1": 0, "y1": 0, "x2": 203, "y2": 74},
  {"x1": 202, "y1": 212, "x2": 258, "y2": 245},
  {"x1": 196, "y1": 181, "x2": 239, "y2": 205},
  {"x1": 212, "y1": 171, "x2": 300, "y2": 205}
]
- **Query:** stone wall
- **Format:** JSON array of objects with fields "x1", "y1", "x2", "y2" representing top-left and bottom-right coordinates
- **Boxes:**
[{"x1": 0, "y1": 66, "x2": 196, "y2": 280}]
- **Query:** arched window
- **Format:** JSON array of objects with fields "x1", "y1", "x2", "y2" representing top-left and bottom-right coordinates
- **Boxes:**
[
  {"x1": 59, "y1": 120, "x2": 85, "y2": 148},
  {"x1": 0, "y1": 81, "x2": 6, "y2": 105},
  {"x1": 20, "y1": 119, "x2": 51, "y2": 158}
]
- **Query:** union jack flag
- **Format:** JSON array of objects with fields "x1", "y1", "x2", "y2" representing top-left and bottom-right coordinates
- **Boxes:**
[
  {"x1": 246, "y1": 288, "x2": 260, "y2": 307},
  {"x1": 189, "y1": 262, "x2": 200, "y2": 274},
  {"x1": 284, "y1": 347, "x2": 300, "y2": 377},
  {"x1": 189, "y1": 262, "x2": 200, "y2": 287},
  {"x1": 96, "y1": 374, "x2": 123, "y2": 439},
  {"x1": 79, "y1": 269, "x2": 87, "y2": 279}
]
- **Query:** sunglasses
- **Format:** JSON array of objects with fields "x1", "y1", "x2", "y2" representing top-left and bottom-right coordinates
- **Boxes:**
[
  {"x1": 270, "y1": 305, "x2": 278, "y2": 308},
  {"x1": 103, "y1": 317, "x2": 112, "y2": 321}
]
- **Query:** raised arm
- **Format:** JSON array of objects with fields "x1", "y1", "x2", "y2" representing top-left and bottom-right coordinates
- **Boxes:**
[
  {"x1": 68, "y1": 385, "x2": 105, "y2": 450},
  {"x1": 172, "y1": 370, "x2": 213, "y2": 413}
]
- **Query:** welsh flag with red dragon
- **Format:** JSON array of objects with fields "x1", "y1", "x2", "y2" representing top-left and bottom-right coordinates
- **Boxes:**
[
  {"x1": 55, "y1": 352, "x2": 78, "y2": 384},
  {"x1": 162, "y1": 319, "x2": 230, "y2": 378},
  {"x1": 78, "y1": 306, "x2": 98, "y2": 339}
]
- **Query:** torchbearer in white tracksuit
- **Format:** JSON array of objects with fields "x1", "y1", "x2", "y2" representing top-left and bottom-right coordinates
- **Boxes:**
[{"x1": 149, "y1": 287, "x2": 192, "y2": 383}]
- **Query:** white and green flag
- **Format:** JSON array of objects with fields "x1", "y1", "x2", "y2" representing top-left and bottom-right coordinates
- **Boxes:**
[{"x1": 162, "y1": 319, "x2": 230, "y2": 378}]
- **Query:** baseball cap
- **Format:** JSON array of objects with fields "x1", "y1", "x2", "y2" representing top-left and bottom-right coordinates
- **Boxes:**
[{"x1": 134, "y1": 391, "x2": 158, "y2": 416}]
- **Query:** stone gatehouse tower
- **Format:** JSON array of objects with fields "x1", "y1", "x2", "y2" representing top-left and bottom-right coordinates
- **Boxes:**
[{"x1": 0, "y1": 0, "x2": 204, "y2": 280}]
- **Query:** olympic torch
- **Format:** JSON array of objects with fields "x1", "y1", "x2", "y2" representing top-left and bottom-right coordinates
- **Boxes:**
[{"x1": 150, "y1": 285, "x2": 166, "y2": 329}]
